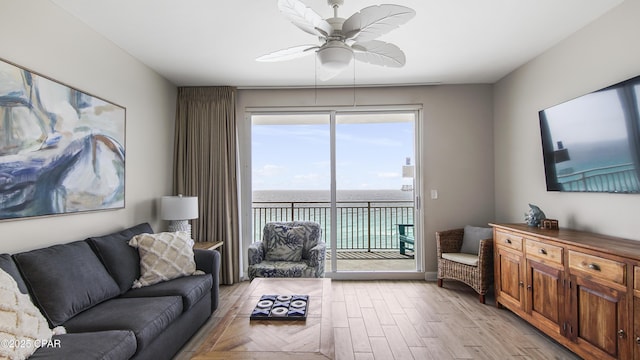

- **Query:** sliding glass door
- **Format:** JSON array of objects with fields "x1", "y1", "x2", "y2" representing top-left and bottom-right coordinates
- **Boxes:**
[
  {"x1": 335, "y1": 112, "x2": 416, "y2": 271},
  {"x1": 249, "y1": 108, "x2": 420, "y2": 276}
]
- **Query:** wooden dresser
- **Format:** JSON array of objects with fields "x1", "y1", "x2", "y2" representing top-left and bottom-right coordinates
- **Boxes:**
[{"x1": 491, "y1": 223, "x2": 640, "y2": 360}]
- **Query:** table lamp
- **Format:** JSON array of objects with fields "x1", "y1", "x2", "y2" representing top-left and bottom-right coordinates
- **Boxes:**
[{"x1": 161, "y1": 195, "x2": 198, "y2": 238}]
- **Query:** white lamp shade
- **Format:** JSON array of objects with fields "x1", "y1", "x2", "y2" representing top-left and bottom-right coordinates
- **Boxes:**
[
  {"x1": 161, "y1": 196, "x2": 199, "y2": 220},
  {"x1": 317, "y1": 41, "x2": 353, "y2": 70}
]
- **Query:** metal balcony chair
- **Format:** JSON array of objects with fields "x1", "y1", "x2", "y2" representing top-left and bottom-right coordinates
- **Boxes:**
[
  {"x1": 436, "y1": 226, "x2": 494, "y2": 304},
  {"x1": 397, "y1": 224, "x2": 414, "y2": 255}
]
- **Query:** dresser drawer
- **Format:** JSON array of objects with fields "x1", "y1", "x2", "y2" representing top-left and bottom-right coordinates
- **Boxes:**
[
  {"x1": 525, "y1": 239, "x2": 563, "y2": 265},
  {"x1": 635, "y1": 266, "x2": 640, "y2": 290},
  {"x1": 495, "y1": 231, "x2": 523, "y2": 252},
  {"x1": 568, "y1": 250, "x2": 626, "y2": 286}
]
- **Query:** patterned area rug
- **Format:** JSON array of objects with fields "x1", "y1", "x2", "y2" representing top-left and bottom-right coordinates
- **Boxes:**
[{"x1": 325, "y1": 251, "x2": 414, "y2": 260}]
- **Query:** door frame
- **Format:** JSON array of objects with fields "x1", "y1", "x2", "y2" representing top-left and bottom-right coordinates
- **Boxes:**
[{"x1": 240, "y1": 104, "x2": 424, "y2": 280}]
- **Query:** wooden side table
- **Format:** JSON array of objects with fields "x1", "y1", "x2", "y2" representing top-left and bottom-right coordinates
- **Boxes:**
[{"x1": 193, "y1": 241, "x2": 223, "y2": 251}]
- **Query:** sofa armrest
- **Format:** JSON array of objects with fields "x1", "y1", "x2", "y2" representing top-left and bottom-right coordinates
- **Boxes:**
[
  {"x1": 194, "y1": 249, "x2": 220, "y2": 312},
  {"x1": 435, "y1": 228, "x2": 464, "y2": 258},
  {"x1": 248, "y1": 241, "x2": 264, "y2": 265},
  {"x1": 307, "y1": 242, "x2": 326, "y2": 267}
]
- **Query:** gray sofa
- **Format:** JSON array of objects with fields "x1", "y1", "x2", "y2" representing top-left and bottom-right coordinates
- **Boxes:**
[{"x1": 0, "y1": 223, "x2": 220, "y2": 360}]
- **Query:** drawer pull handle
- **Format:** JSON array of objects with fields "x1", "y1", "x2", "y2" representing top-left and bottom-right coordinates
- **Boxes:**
[
  {"x1": 636, "y1": 336, "x2": 640, "y2": 345},
  {"x1": 505, "y1": 239, "x2": 512, "y2": 244},
  {"x1": 618, "y1": 329, "x2": 625, "y2": 338},
  {"x1": 539, "y1": 248, "x2": 547, "y2": 255},
  {"x1": 588, "y1": 263, "x2": 601, "y2": 271}
]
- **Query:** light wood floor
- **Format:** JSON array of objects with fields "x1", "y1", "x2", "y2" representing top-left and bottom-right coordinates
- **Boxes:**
[{"x1": 175, "y1": 280, "x2": 581, "y2": 360}]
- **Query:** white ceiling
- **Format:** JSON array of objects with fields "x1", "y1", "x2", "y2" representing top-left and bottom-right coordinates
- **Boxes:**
[{"x1": 51, "y1": 0, "x2": 623, "y2": 88}]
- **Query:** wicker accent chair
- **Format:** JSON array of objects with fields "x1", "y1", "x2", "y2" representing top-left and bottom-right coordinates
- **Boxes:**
[{"x1": 436, "y1": 227, "x2": 494, "y2": 304}]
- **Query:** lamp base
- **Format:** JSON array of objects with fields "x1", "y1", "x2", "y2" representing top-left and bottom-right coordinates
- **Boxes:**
[{"x1": 167, "y1": 220, "x2": 192, "y2": 239}]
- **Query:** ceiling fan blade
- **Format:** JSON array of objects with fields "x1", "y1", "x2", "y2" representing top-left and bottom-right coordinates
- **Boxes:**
[
  {"x1": 277, "y1": 0, "x2": 332, "y2": 38},
  {"x1": 256, "y1": 45, "x2": 318, "y2": 62},
  {"x1": 352, "y1": 40, "x2": 406, "y2": 67},
  {"x1": 342, "y1": 5, "x2": 416, "y2": 42}
]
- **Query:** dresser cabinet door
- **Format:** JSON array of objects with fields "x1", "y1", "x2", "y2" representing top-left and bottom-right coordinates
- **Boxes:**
[
  {"x1": 570, "y1": 275, "x2": 629, "y2": 360},
  {"x1": 496, "y1": 247, "x2": 524, "y2": 310},
  {"x1": 634, "y1": 296, "x2": 640, "y2": 360},
  {"x1": 634, "y1": 266, "x2": 640, "y2": 360},
  {"x1": 525, "y1": 258, "x2": 564, "y2": 335}
]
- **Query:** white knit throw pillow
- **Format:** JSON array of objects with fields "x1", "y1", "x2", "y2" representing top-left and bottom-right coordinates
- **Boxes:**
[
  {"x1": 129, "y1": 232, "x2": 203, "y2": 288},
  {"x1": 0, "y1": 269, "x2": 58, "y2": 360}
]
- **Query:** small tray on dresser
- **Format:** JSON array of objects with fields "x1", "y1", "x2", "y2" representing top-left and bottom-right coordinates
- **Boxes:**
[{"x1": 250, "y1": 294, "x2": 309, "y2": 321}]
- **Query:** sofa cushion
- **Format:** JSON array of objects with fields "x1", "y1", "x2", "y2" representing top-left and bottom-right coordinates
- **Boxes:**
[
  {"x1": 30, "y1": 330, "x2": 137, "y2": 360},
  {"x1": 0, "y1": 268, "x2": 54, "y2": 360},
  {"x1": 121, "y1": 274, "x2": 212, "y2": 311},
  {"x1": 129, "y1": 232, "x2": 201, "y2": 288},
  {"x1": 460, "y1": 225, "x2": 493, "y2": 255},
  {"x1": 264, "y1": 225, "x2": 305, "y2": 261},
  {"x1": 88, "y1": 223, "x2": 154, "y2": 294},
  {"x1": 13, "y1": 241, "x2": 121, "y2": 327},
  {"x1": 0, "y1": 253, "x2": 28, "y2": 294},
  {"x1": 63, "y1": 296, "x2": 183, "y2": 352}
]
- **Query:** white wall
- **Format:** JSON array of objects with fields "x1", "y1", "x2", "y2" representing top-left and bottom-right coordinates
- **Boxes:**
[
  {"x1": 0, "y1": 1, "x2": 176, "y2": 253},
  {"x1": 494, "y1": 1, "x2": 640, "y2": 240},
  {"x1": 237, "y1": 85, "x2": 495, "y2": 273}
]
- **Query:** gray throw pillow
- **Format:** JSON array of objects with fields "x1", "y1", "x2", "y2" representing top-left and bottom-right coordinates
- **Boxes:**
[{"x1": 460, "y1": 225, "x2": 493, "y2": 255}]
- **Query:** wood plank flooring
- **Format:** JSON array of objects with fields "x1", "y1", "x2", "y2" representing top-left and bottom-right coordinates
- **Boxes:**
[{"x1": 175, "y1": 280, "x2": 581, "y2": 360}]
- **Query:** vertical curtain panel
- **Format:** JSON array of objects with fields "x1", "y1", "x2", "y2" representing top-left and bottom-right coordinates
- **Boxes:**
[{"x1": 174, "y1": 86, "x2": 239, "y2": 284}]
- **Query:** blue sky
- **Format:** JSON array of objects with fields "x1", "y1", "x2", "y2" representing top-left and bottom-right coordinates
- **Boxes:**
[{"x1": 252, "y1": 114, "x2": 414, "y2": 191}]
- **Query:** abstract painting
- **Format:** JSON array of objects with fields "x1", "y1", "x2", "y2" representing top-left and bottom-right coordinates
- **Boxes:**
[{"x1": 0, "y1": 58, "x2": 125, "y2": 220}]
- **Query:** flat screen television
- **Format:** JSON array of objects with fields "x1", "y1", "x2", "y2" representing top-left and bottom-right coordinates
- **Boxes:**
[{"x1": 539, "y1": 74, "x2": 640, "y2": 193}]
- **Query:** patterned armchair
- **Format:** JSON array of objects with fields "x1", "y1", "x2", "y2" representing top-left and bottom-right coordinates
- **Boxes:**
[{"x1": 247, "y1": 221, "x2": 326, "y2": 281}]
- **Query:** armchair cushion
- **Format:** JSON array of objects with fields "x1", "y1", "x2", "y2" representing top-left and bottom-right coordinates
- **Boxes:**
[
  {"x1": 460, "y1": 225, "x2": 493, "y2": 255},
  {"x1": 442, "y1": 253, "x2": 479, "y2": 267},
  {"x1": 264, "y1": 225, "x2": 305, "y2": 262},
  {"x1": 247, "y1": 261, "x2": 310, "y2": 280}
]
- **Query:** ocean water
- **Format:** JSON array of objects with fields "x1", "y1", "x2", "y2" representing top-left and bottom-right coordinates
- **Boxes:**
[
  {"x1": 554, "y1": 139, "x2": 640, "y2": 192},
  {"x1": 252, "y1": 189, "x2": 415, "y2": 249},
  {"x1": 253, "y1": 189, "x2": 414, "y2": 202}
]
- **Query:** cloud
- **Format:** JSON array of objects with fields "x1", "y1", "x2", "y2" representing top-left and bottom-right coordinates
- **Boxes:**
[
  {"x1": 294, "y1": 173, "x2": 320, "y2": 182},
  {"x1": 255, "y1": 164, "x2": 285, "y2": 177},
  {"x1": 377, "y1": 172, "x2": 400, "y2": 178}
]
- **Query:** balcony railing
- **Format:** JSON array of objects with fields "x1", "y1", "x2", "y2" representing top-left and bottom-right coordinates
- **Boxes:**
[
  {"x1": 252, "y1": 200, "x2": 414, "y2": 251},
  {"x1": 558, "y1": 163, "x2": 640, "y2": 192}
]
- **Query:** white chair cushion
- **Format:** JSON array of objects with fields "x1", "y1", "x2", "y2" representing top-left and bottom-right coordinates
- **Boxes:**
[{"x1": 442, "y1": 252, "x2": 479, "y2": 267}]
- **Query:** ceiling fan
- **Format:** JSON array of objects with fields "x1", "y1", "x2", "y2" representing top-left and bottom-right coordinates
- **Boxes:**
[{"x1": 257, "y1": 0, "x2": 416, "y2": 77}]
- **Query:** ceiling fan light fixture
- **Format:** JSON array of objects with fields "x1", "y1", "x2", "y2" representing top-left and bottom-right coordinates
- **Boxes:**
[{"x1": 317, "y1": 41, "x2": 353, "y2": 70}]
